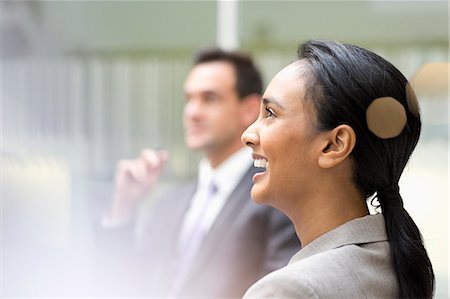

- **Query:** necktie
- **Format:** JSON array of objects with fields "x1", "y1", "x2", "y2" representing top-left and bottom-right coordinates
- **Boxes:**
[{"x1": 168, "y1": 180, "x2": 218, "y2": 296}]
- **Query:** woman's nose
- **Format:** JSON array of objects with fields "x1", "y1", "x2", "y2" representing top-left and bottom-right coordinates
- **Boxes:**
[{"x1": 241, "y1": 121, "x2": 259, "y2": 148}]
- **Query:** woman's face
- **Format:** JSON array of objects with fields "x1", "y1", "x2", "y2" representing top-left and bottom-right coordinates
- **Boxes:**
[{"x1": 242, "y1": 61, "x2": 325, "y2": 210}]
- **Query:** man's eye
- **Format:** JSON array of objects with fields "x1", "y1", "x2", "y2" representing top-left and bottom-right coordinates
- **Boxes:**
[
  {"x1": 205, "y1": 94, "x2": 218, "y2": 102},
  {"x1": 265, "y1": 107, "x2": 276, "y2": 117}
]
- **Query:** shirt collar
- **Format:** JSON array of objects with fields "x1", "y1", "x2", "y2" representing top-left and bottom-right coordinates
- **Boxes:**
[
  {"x1": 290, "y1": 213, "x2": 388, "y2": 264},
  {"x1": 198, "y1": 147, "x2": 253, "y2": 193}
]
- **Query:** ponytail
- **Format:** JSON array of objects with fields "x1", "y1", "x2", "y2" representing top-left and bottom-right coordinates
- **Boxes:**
[
  {"x1": 298, "y1": 39, "x2": 435, "y2": 298},
  {"x1": 378, "y1": 185, "x2": 435, "y2": 298}
]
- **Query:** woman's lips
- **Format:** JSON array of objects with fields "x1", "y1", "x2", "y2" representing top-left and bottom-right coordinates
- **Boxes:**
[
  {"x1": 252, "y1": 153, "x2": 269, "y2": 183},
  {"x1": 252, "y1": 168, "x2": 267, "y2": 183}
]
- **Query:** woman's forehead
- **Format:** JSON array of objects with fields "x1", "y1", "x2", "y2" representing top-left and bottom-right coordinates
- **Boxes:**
[{"x1": 264, "y1": 61, "x2": 309, "y2": 101}]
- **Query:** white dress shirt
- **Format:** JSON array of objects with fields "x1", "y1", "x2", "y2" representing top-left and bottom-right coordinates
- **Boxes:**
[{"x1": 177, "y1": 146, "x2": 253, "y2": 249}]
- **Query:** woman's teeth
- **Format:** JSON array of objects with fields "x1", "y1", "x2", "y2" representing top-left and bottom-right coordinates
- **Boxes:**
[{"x1": 254, "y1": 158, "x2": 269, "y2": 169}]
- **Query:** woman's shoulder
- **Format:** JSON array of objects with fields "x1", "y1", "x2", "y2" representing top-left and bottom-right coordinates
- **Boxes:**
[{"x1": 244, "y1": 242, "x2": 398, "y2": 299}]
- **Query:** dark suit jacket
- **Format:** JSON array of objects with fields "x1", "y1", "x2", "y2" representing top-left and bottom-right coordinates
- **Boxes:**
[{"x1": 95, "y1": 166, "x2": 300, "y2": 298}]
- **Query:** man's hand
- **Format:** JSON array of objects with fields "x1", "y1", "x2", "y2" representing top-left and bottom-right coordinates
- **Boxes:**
[{"x1": 109, "y1": 149, "x2": 169, "y2": 223}]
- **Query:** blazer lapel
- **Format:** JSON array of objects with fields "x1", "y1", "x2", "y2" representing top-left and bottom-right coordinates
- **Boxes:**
[{"x1": 289, "y1": 214, "x2": 387, "y2": 264}]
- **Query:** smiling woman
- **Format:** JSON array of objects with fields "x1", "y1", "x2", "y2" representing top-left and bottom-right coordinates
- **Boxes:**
[{"x1": 242, "y1": 40, "x2": 434, "y2": 299}]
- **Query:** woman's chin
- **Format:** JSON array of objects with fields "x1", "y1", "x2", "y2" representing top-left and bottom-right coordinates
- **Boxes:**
[{"x1": 250, "y1": 185, "x2": 269, "y2": 205}]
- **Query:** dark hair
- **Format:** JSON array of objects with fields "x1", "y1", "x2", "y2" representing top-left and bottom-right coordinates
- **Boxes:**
[
  {"x1": 297, "y1": 40, "x2": 434, "y2": 298},
  {"x1": 193, "y1": 48, "x2": 263, "y2": 99}
]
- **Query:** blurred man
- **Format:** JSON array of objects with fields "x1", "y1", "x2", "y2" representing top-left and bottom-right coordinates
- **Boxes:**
[{"x1": 99, "y1": 48, "x2": 299, "y2": 298}]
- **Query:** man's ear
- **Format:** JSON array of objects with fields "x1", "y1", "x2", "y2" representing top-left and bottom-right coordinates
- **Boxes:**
[
  {"x1": 318, "y1": 125, "x2": 356, "y2": 169},
  {"x1": 239, "y1": 94, "x2": 261, "y2": 127}
]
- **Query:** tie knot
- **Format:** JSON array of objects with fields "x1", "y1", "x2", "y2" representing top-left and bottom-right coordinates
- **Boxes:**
[{"x1": 207, "y1": 180, "x2": 218, "y2": 197}]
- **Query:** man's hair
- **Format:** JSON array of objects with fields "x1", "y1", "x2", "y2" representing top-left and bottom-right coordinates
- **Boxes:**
[{"x1": 193, "y1": 48, "x2": 263, "y2": 99}]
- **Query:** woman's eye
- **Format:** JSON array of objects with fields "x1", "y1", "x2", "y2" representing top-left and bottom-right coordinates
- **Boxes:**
[{"x1": 265, "y1": 107, "x2": 276, "y2": 118}]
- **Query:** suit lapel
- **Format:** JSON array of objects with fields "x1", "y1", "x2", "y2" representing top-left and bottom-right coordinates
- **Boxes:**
[
  {"x1": 207, "y1": 166, "x2": 257, "y2": 241},
  {"x1": 166, "y1": 182, "x2": 197, "y2": 256},
  {"x1": 154, "y1": 182, "x2": 197, "y2": 292},
  {"x1": 183, "y1": 166, "x2": 258, "y2": 280}
]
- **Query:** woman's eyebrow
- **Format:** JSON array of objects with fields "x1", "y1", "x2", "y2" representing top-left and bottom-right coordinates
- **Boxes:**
[{"x1": 263, "y1": 97, "x2": 285, "y2": 110}]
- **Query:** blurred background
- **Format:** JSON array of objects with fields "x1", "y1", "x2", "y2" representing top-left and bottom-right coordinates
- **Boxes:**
[{"x1": 1, "y1": 0, "x2": 448, "y2": 297}]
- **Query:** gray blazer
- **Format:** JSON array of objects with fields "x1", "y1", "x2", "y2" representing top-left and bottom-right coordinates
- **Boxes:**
[
  {"x1": 243, "y1": 214, "x2": 398, "y2": 299},
  {"x1": 96, "y1": 166, "x2": 300, "y2": 298}
]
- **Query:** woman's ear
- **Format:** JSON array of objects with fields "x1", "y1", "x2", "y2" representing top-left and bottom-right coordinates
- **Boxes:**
[{"x1": 318, "y1": 125, "x2": 356, "y2": 169}]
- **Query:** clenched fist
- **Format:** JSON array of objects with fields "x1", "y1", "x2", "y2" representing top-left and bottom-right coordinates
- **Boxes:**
[{"x1": 109, "y1": 149, "x2": 168, "y2": 223}]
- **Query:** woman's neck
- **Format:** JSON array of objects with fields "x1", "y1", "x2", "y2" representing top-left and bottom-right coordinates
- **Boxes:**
[{"x1": 290, "y1": 181, "x2": 369, "y2": 247}]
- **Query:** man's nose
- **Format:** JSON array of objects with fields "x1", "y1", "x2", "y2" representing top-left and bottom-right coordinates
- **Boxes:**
[{"x1": 184, "y1": 99, "x2": 203, "y2": 118}]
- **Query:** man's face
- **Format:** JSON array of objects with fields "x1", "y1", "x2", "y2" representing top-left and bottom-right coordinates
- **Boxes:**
[{"x1": 183, "y1": 61, "x2": 244, "y2": 153}]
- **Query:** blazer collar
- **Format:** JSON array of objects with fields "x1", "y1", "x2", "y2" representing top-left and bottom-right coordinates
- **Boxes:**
[{"x1": 289, "y1": 214, "x2": 387, "y2": 264}]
